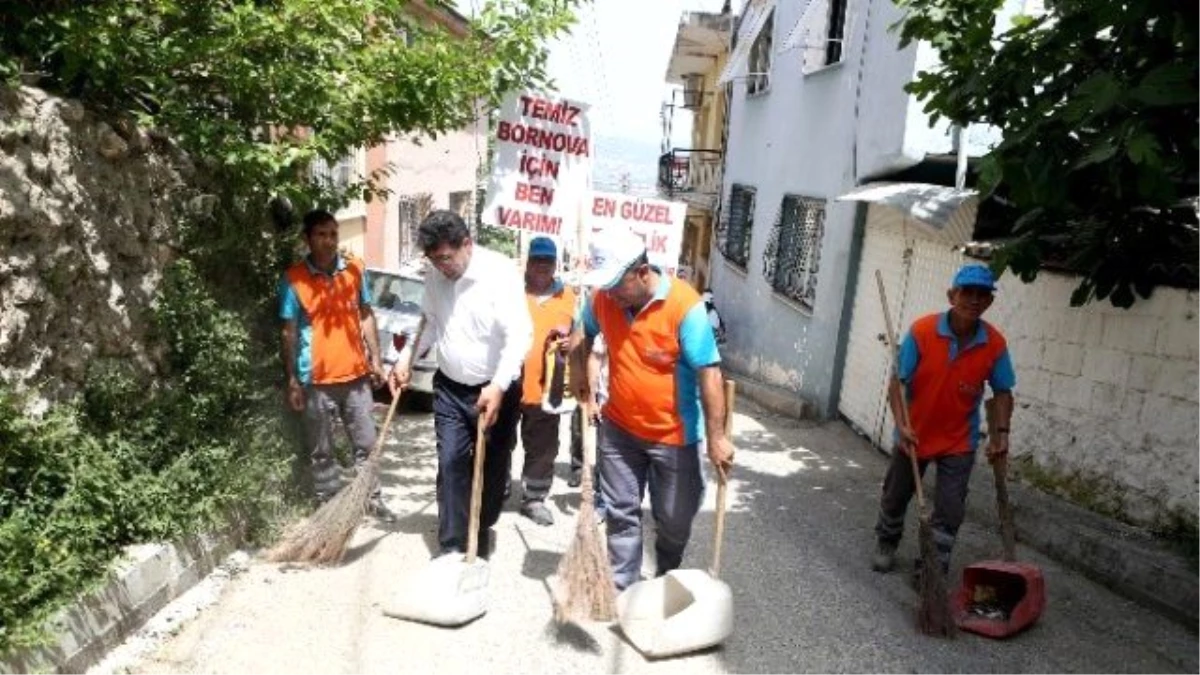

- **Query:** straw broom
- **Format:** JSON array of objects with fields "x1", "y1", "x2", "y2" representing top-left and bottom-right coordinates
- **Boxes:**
[
  {"x1": 554, "y1": 196, "x2": 617, "y2": 623},
  {"x1": 267, "y1": 318, "x2": 425, "y2": 565},
  {"x1": 875, "y1": 270, "x2": 954, "y2": 637},
  {"x1": 553, "y1": 392, "x2": 616, "y2": 623}
]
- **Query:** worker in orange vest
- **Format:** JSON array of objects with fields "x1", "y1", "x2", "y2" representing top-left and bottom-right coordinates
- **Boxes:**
[
  {"x1": 279, "y1": 209, "x2": 393, "y2": 521},
  {"x1": 515, "y1": 236, "x2": 577, "y2": 526}
]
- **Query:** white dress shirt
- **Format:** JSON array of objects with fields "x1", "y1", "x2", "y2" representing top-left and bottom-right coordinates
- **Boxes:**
[{"x1": 412, "y1": 246, "x2": 533, "y2": 391}]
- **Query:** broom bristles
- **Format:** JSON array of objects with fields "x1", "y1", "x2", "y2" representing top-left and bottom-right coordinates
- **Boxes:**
[
  {"x1": 553, "y1": 471, "x2": 617, "y2": 624},
  {"x1": 916, "y1": 514, "x2": 955, "y2": 637},
  {"x1": 266, "y1": 459, "x2": 378, "y2": 565}
]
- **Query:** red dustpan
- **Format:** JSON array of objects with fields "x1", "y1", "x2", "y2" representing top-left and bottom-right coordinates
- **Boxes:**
[{"x1": 953, "y1": 400, "x2": 1046, "y2": 638}]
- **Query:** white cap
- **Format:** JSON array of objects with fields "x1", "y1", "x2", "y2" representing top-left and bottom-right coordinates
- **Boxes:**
[{"x1": 582, "y1": 227, "x2": 647, "y2": 289}]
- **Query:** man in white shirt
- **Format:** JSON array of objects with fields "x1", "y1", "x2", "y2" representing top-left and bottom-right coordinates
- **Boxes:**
[{"x1": 389, "y1": 210, "x2": 533, "y2": 558}]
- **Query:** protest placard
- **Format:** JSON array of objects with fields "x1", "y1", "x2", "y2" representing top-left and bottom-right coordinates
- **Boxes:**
[
  {"x1": 481, "y1": 91, "x2": 592, "y2": 243},
  {"x1": 584, "y1": 191, "x2": 687, "y2": 276}
]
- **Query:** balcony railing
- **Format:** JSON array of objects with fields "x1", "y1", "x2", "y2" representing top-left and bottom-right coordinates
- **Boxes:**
[{"x1": 657, "y1": 148, "x2": 723, "y2": 203}]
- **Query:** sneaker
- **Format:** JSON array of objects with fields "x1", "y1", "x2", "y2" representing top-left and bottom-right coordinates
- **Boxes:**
[
  {"x1": 368, "y1": 496, "x2": 397, "y2": 523},
  {"x1": 871, "y1": 541, "x2": 897, "y2": 573},
  {"x1": 567, "y1": 468, "x2": 583, "y2": 488},
  {"x1": 519, "y1": 500, "x2": 555, "y2": 526}
]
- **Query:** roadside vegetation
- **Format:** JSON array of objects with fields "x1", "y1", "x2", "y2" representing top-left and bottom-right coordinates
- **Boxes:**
[{"x1": 0, "y1": 0, "x2": 579, "y2": 652}]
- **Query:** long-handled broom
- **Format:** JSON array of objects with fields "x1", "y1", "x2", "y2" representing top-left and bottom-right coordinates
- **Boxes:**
[
  {"x1": 875, "y1": 270, "x2": 954, "y2": 637},
  {"x1": 268, "y1": 318, "x2": 426, "y2": 565},
  {"x1": 553, "y1": 343, "x2": 617, "y2": 623}
]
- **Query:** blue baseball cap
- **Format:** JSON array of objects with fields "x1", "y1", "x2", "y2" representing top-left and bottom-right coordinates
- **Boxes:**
[
  {"x1": 528, "y1": 236, "x2": 557, "y2": 260},
  {"x1": 952, "y1": 264, "x2": 997, "y2": 291}
]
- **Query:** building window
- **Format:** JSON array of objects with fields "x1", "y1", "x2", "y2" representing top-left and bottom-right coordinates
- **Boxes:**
[
  {"x1": 398, "y1": 193, "x2": 433, "y2": 262},
  {"x1": 718, "y1": 184, "x2": 755, "y2": 270},
  {"x1": 747, "y1": 10, "x2": 774, "y2": 95},
  {"x1": 311, "y1": 152, "x2": 356, "y2": 190},
  {"x1": 448, "y1": 190, "x2": 474, "y2": 224},
  {"x1": 762, "y1": 195, "x2": 825, "y2": 310},
  {"x1": 824, "y1": 0, "x2": 849, "y2": 65}
]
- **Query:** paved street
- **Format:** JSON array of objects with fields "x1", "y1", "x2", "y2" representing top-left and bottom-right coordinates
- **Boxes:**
[{"x1": 116, "y1": 398, "x2": 1196, "y2": 674}]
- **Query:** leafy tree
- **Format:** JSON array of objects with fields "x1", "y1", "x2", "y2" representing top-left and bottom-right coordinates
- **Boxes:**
[
  {"x1": 0, "y1": 0, "x2": 580, "y2": 234},
  {"x1": 896, "y1": 0, "x2": 1198, "y2": 307}
]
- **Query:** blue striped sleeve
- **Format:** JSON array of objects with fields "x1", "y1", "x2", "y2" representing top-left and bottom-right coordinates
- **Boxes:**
[
  {"x1": 581, "y1": 293, "x2": 600, "y2": 338},
  {"x1": 679, "y1": 301, "x2": 720, "y2": 369},
  {"x1": 989, "y1": 348, "x2": 1017, "y2": 392},
  {"x1": 359, "y1": 268, "x2": 373, "y2": 305},
  {"x1": 279, "y1": 276, "x2": 299, "y2": 321},
  {"x1": 897, "y1": 330, "x2": 919, "y2": 382}
]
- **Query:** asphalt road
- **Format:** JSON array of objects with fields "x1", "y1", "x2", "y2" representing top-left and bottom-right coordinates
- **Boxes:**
[{"x1": 115, "y1": 399, "x2": 1197, "y2": 674}]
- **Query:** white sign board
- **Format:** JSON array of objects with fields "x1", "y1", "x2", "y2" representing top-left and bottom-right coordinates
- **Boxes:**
[
  {"x1": 585, "y1": 191, "x2": 688, "y2": 276},
  {"x1": 482, "y1": 91, "x2": 592, "y2": 243}
]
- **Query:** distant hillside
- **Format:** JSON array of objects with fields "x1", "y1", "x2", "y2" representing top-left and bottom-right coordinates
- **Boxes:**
[{"x1": 591, "y1": 134, "x2": 661, "y2": 198}]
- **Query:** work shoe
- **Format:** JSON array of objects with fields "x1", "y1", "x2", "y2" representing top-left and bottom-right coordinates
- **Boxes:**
[
  {"x1": 871, "y1": 541, "x2": 897, "y2": 573},
  {"x1": 368, "y1": 495, "x2": 398, "y2": 523},
  {"x1": 567, "y1": 468, "x2": 583, "y2": 488},
  {"x1": 520, "y1": 500, "x2": 555, "y2": 526}
]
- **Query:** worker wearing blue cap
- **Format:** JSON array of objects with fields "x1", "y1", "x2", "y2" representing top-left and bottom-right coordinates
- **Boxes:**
[
  {"x1": 516, "y1": 236, "x2": 577, "y2": 526},
  {"x1": 871, "y1": 263, "x2": 1017, "y2": 579}
]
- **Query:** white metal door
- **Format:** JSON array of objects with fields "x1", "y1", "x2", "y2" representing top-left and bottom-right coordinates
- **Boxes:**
[{"x1": 838, "y1": 207, "x2": 968, "y2": 448}]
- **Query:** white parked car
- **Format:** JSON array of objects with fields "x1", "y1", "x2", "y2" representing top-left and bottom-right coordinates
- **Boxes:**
[{"x1": 368, "y1": 263, "x2": 436, "y2": 404}]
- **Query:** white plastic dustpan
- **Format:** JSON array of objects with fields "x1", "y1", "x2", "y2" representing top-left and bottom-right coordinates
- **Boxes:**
[
  {"x1": 383, "y1": 552, "x2": 489, "y2": 627},
  {"x1": 383, "y1": 426, "x2": 491, "y2": 627},
  {"x1": 617, "y1": 569, "x2": 732, "y2": 658},
  {"x1": 616, "y1": 380, "x2": 738, "y2": 658}
]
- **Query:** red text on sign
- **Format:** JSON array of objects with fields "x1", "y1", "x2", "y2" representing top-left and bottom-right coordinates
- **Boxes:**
[
  {"x1": 591, "y1": 196, "x2": 617, "y2": 218},
  {"x1": 497, "y1": 121, "x2": 590, "y2": 157},
  {"x1": 497, "y1": 207, "x2": 562, "y2": 236},
  {"x1": 519, "y1": 96, "x2": 582, "y2": 127},
  {"x1": 519, "y1": 154, "x2": 560, "y2": 180},
  {"x1": 514, "y1": 182, "x2": 555, "y2": 206},
  {"x1": 620, "y1": 201, "x2": 672, "y2": 225}
]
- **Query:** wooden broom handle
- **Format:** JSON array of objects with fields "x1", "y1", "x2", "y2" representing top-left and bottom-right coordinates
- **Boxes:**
[
  {"x1": 711, "y1": 379, "x2": 736, "y2": 578},
  {"x1": 369, "y1": 317, "x2": 426, "y2": 463},
  {"x1": 466, "y1": 423, "x2": 487, "y2": 563},
  {"x1": 874, "y1": 270, "x2": 927, "y2": 511}
]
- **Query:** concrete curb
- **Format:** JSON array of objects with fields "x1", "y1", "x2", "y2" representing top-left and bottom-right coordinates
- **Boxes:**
[
  {"x1": 926, "y1": 443, "x2": 1198, "y2": 628},
  {"x1": 723, "y1": 370, "x2": 816, "y2": 420},
  {"x1": 0, "y1": 528, "x2": 242, "y2": 674}
]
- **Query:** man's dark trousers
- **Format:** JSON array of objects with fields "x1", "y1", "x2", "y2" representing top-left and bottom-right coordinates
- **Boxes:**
[
  {"x1": 874, "y1": 448, "x2": 975, "y2": 570},
  {"x1": 433, "y1": 370, "x2": 520, "y2": 557}
]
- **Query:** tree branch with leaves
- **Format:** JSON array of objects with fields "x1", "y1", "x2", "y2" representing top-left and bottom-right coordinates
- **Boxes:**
[{"x1": 895, "y1": 0, "x2": 1197, "y2": 307}]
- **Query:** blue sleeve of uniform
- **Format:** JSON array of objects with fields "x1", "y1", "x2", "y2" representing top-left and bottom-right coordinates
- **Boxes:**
[
  {"x1": 581, "y1": 293, "x2": 600, "y2": 338},
  {"x1": 679, "y1": 302, "x2": 720, "y2": 369},
  {"x1": 360, "y1": 268, "x2": 373, "y2": 306},
  {"x1": 279, "y1": 277, "x2": 299, "y2": 321},
  {"x1": 989, "y1": 348, "x2": 1017, "y2": 392},
  {"x1": 897, "y1": 330, "x2": 919, "y2": 382}
]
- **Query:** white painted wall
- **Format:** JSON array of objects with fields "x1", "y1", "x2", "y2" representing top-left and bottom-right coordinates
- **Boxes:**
[
  {"x1": 840, "y1": 208, "x2": 1199, "y2": 528},
  {"x1": 714, "y1": 0, "x2": 926, "y2": 415}
]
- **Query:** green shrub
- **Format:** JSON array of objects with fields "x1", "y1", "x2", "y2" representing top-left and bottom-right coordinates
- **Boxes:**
[{"x1": 0, "y1": 256, "x2": 297, "y2": 653}]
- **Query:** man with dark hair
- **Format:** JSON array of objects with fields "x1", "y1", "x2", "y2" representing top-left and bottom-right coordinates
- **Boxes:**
[
  {"x1": 280, "y1": 209, "x2": 393, "y2": 520},
  {"x1": 571, "y1": 227, "x2": 735, "y2": 590},
  {"x1": 515, "y1": 236, "x2": 576, "y2": 526},
  {"x1": 389, "y1": 210, "x2": 532, "y2": 558},
  {"x1": 871, "y1": 263, "x2": 1016, "y2": 578}
]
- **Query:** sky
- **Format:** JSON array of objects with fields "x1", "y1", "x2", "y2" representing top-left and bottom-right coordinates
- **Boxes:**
[{"x1": 456, "y1": 0, "x2": 729, "y2": 148}]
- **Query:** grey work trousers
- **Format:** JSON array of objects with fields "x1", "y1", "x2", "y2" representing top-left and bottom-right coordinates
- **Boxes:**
[
  {"x1": 598, "y1": 420, "x2": 705, "y2": 591},
  {"x1": 874, "y1": 448, "x2": 976, "y2": 570},
  {"x1": 304, "y1": 376, "x2": 379, "y2": 501}
]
